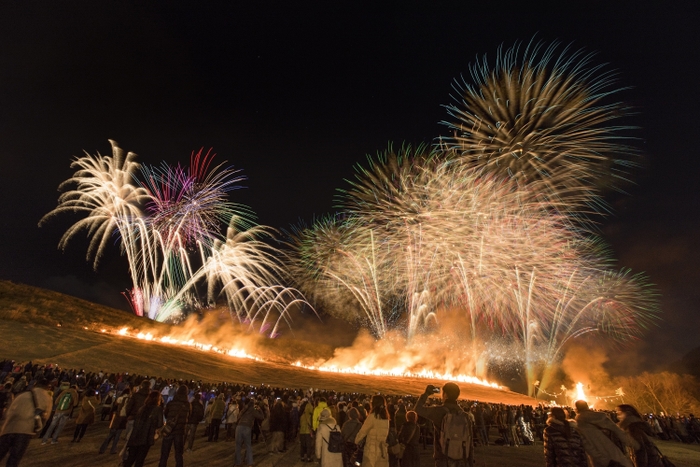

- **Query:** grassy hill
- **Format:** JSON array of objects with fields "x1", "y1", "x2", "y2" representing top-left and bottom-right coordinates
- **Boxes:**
[{"x1": 0, "y1": 280, "x2": 536, "y2": 404}]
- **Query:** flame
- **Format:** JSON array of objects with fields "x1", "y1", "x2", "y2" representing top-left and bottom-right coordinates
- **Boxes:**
[
  {"x1": 575, "y1": 382, "x2": 587, "y2": 402},
  {"x1": 94, "y1": 326, "x2": 501, "y2": 388},
  {"x1": 293, "y1": 361, "x2": 501, "y2": 389}
]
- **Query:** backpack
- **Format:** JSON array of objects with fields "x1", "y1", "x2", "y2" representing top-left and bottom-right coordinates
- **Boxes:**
[
  {"x1": 325, "y1": 424, "x2": 344, "y2": 453},
  {"x1": 56, "y1": 391, "x2": 73, "y2": 411},
  {"x1": 118, "y1": 396, "x2": 130, "y2": 417},
  {"x1": 440, "y1": 408, "x2": 471, "y2": 460}
]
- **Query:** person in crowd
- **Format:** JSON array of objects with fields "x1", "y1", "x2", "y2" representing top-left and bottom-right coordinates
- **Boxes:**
[
  {"x1": 234, "y1": 398, "x2": 264, "y2": 467},
  {"x1": 269, "y1": 398, "x2": 287, "y2": 453},
  {"x1": 225, "y1": 397, "x2": 239, "y2": 442},
  {"x1": 616, "y1": 404, "x2": 665, "y2": 467},
  {"x1": 355, "y1": 395, "x2": 391, "y2": 467},
  {"x1": 397, "y1": 410, "x2": 420, "y2": 467},
  {"x1": 314, "y1": 397, "x2": 330, "y2": 432},
  {"x1": 120, "y1": 379, "x2": 153, "y2": 462},
  {"x1": 124, "y1": 390, "x2": 164, "y2": 467},
  {"x1": 185, "y1": 392, "x2": 204, "y2": 452},
  {"x1": 0, "y1": 377, "x2": 52, "y2": 466},
  {"x1": 543, "y1": 406, "x2": 588, "y2": 467},
  {"x1": 316, "y1": 408, "x2": 343, "y2": 467},
  {"x1": 207, "y1": 392, "x2": 225, "y2": 442},
  {"x1": 575, "y1": 400, "x2": 636, "y2": 467},
  {"x1": 72, "y1": 388, "x2": 100, "y2": 442},
  {"x1": 159, "y1": 384, "x2": 190, "y2": 467},
  {"x1": 99, "y1": 387, "x2": 131, "y2": 454},
  {"x1": 415, "y1": 383, "x2": 474, "y2": 467},
  {"x1": 41, "y1": 383, "x2": 78, "y2": 445},
  {"x1": 300, "y1": 398, "x2": 315, "y2": 462},
  {"x1": 341, "y1": 407, "x2": 363, "y2": 467}
]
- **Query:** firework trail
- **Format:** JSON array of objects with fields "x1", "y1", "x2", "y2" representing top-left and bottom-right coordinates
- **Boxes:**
[
  {"x1": 43, "y1": 141, "x2": 306, "y2": 330},
  {"x1": 440, "y1": 39, "x2": 638, "y2": 219}
]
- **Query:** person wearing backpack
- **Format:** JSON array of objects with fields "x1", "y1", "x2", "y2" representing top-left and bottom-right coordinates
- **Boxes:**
[
  {"x1": 316, "y1": 408, "x2": 343, "y2": 467},
  {"x1": 41, "y1": 384, "x2": 78, "y2": 444},
  {"x1": 415, "y1": 383, "x2": 474, "y2": 467},
  {"x1": 99, "y1": 387, "x2": 131, "y2": 454},
  {"x1": 0, "y1": 377, "x2": 52, "y2": 466}
]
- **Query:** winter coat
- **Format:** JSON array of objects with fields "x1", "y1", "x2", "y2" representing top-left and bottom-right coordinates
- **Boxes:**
[
  {"x1": 543, "y1": 417, "x2": 588, "y2": 467},
  {"x1": 342, "y1": 418, "x2": 362, "y2": 443},
  {"x1": 300, "y1": 402, "x2": 314, "y2": 435},
  {"x1": 225, "y1": 402, "x2": 239, "y2": 424},
  {"x1": 0, "y1": 388, "x2": 52, "y2": 436},
  {"x1": 355, "y1": 414, "x2": 390, "y2": 467},
  {"x1": 237, "y1": 401, "x2": 264, "y2": 428},
  {"x1": 53, "y1": 387, "x2": 79, "y2": 415},
  {"x1": 415, "y1": 392, "x2": 474, "y2": 463},
  {"x1": 270, "y1": 402, "x2": 287, "y2": 432},
  {"x1": 313, "y1": 401, "x2": 329, "y2": 431},
  {"x1": 128, "y1": 404, "x2": 164, "y2": 447},
  {"x1": 316, "y1": 416, "x2": 343, "y2": 467},
  {"x1": 209, "y1": 395, "x2": 226, "y2": 421},
  {"x1": 619, "y1": 417, "x2": 664, "y2": 467},
  {"x1": 576, "y1": 410, "x2": 636, "y2": 467},
  {"x1": 163, "y1": 394, "x2": 190, "y2": 435},
  {"x1": 125, "y1": 386, "x2": 150, "y2": 420},
  {"x1": 398, "y1": 420, "x2": 421, "y2": 467},
  {"x1": 189, "y1": 400, "x2": 204, "y2": 425},
  {"x1": 75, "y1": 394, "x2": 100, "y2": 425}
]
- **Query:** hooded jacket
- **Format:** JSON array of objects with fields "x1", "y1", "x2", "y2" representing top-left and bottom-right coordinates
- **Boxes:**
[{"x1": 575, "y1": 409, "x2": 636, "y2": 467}]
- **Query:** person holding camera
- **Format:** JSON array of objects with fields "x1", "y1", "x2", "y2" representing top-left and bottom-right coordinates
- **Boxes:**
[
  {"x1": 415, "y1": 383, "x2": 474, "y2": 467},
  {"x1": 234, "y1": 398, "x2": 264, "y2": 467}
]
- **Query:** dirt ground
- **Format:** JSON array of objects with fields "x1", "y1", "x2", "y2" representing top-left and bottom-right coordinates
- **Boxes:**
[{"x1": 15, "y1": 415, "x2": 700, "y2": 467}]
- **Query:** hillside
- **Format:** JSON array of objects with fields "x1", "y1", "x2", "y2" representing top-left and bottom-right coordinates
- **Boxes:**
[{"x1": 0, "y1": 280, "x2": 536, "y2": 404}]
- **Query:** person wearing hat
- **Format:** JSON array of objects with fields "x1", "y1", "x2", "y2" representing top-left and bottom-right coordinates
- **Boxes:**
[
  {"x1": 120, "y1": 379, "x2": 154, "y2": 462},
  {"x1": 316, "y1": 408, "x2": 343, "y2": 467},
  {"x1": 0, "y1": 377, "x2": 52, "y2": 466}
]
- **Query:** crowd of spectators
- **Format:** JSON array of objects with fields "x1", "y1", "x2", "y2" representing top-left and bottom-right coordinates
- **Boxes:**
[{"x1": 0, "y1": 358, "x2": 698, "y2": 467}]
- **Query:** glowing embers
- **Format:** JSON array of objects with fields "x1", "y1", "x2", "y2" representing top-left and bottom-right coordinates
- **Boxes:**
[
  {"x1": 292, "y1": 361, "x2": 501, "y2": 389},
  {"x1": 114, "y1": 326, "x2": 261, "y2": 361}
]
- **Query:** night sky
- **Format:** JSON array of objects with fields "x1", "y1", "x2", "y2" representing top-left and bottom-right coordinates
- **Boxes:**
[{"x1": 1, "y1": 1, "x2": 698, "y2": 372}]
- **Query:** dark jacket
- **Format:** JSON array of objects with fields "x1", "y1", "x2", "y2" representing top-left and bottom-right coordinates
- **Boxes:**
[
  {"x1": 543, "y1": 418, "x2": 588, "y2": 467},
  {"x1": 237, "y1": 401, "x2": 264, "y2": 428},
  {"x1": 163, "y1": 394, "x2": 190, "y2": 435},
  {"x1": 189, "y1": 399, "x2": 204, "y2": 425},
  {"x1": 125, "y1": 386, "x2": 150, "y2": 420},
  {"x1": 415, "y1": 392, "x2": 473, "y2": 464},
  {"x1": 620, "y1": 417, "x2": 664, "y2": 467},
  {"x1": 270, "y1": 403, "x2": 287, "y2": 432},
  {"x1": 128, "y1": 404, "x2": 164, "y2": 447}
]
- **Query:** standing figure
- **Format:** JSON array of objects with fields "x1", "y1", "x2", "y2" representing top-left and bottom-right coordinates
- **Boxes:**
[
  {"x1": 316, "y1": 408, "x2": 343, "y2": 467},
  {"x1": 616, "y1": 405, "x2": 666, "y2": 467},
  {"x1": 397, "y1": 411, "x2": 421, "y2": 467},
  {"x1": 0, "y1": 378, "x2": 52, "y2": 466},
  {"x1": 124, "y1": 391, "x2": 164, "y2": 467},
  {"x1": 234, "y1": 399, "x2": 264, "y2": 467},
  {"x1": 543, "y1": 407, "x2": 588, "y2": 467},
  {"x1": 574, "y1": 400, "x2": 636, "y2": 467},
  {"x1": 355, "y1": 395, "x2": 391, "y2": 467}
]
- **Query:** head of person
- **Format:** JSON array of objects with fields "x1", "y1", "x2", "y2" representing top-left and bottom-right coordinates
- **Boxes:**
[
  {"x1": 549, "y1": 407, "x2": 572, "y2": 438},
  {"x1": 347, "y1": 407, "x2": 360, "y2": 420},
  {"x1": 406, "y1": 411, "x2": 418, "y2": 423},
  {"x1": 574, "y1": 400, "x2": 589, "y2": 414},
  {"x1": 616, "y1": 404, "x2": 642, "y2": 422},
  {"x1": 442, "y1": 383, "x2": 460, "y2": 402},
  {"x1": 319, "y1": 408, "x2": 333, "y2": 423},
  {"x1": 140, "y1": 380, "x2": 151, "y2": 392},
  {"x1": 176, "y1": 384, "x2": 188, "y2": 399},
  {"x1": 371, "y1": 395, "x2": 389, "y2": 419},
  {"x1": 145, "y1": 390, "x2": 161, "y2": 406}
]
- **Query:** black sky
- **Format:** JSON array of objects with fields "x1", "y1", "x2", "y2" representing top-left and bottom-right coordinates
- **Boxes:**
[{"x1": 1, "y1": 1, "x2": 698, "y2": 372}]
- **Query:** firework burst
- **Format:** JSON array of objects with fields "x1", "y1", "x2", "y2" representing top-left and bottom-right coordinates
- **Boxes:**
[{"x1": 440, "y1": 39, "x2": 638, "y2": 217}]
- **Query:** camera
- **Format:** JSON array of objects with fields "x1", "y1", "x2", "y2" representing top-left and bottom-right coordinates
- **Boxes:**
[{"x1": 431, "y1": 387, "x2": 441, "y2": 394}]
